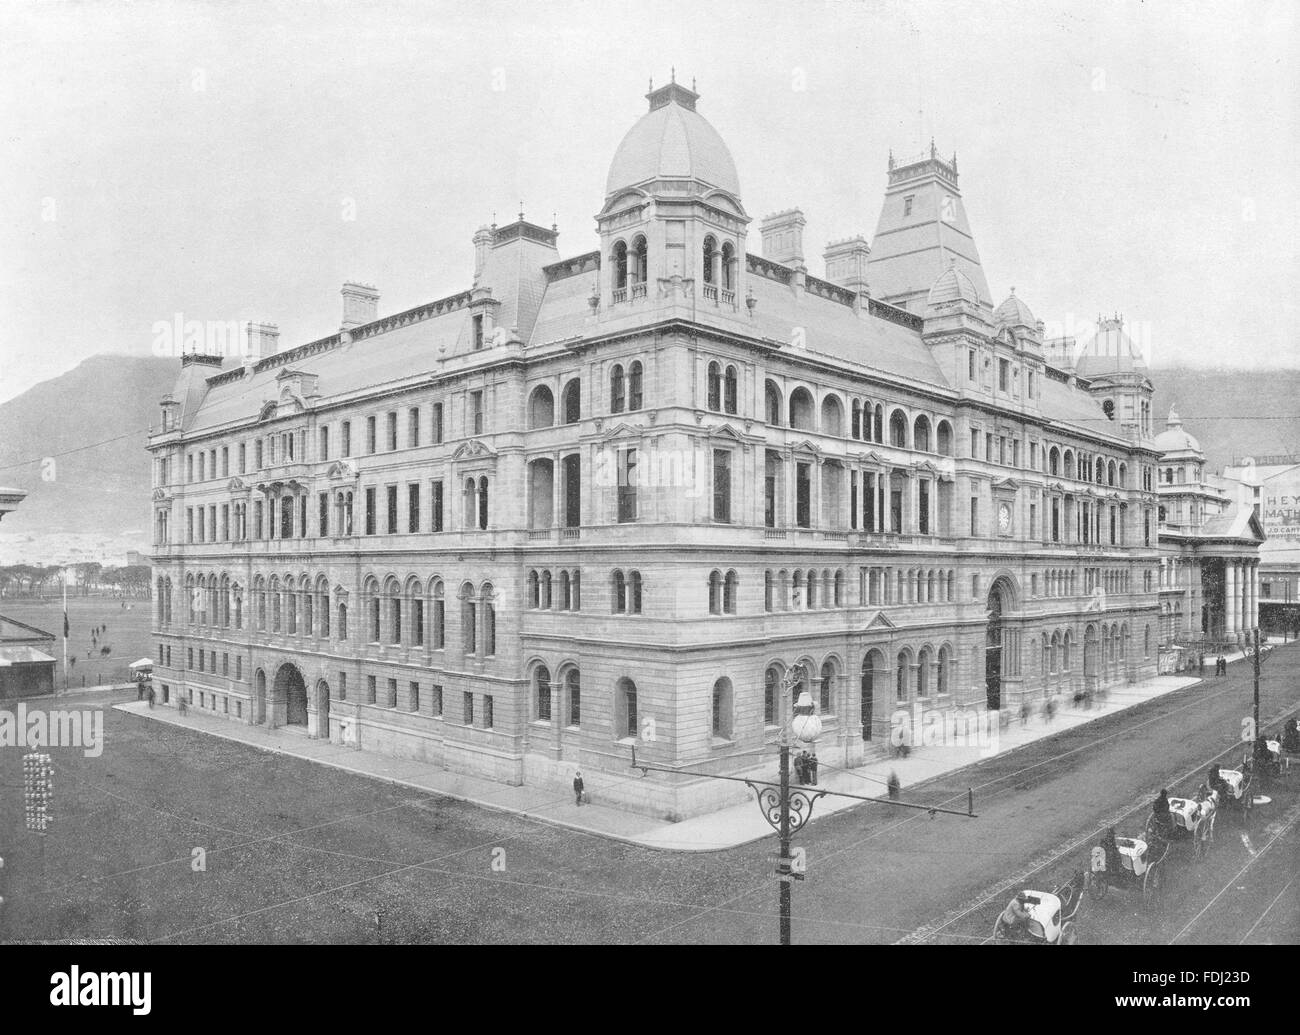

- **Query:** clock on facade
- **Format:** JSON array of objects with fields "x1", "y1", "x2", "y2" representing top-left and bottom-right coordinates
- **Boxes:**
[{"x1": 998, "y1": 503, "x2": 1012, "y2": 533}]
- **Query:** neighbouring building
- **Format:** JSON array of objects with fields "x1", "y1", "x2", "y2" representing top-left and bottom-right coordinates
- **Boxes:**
[
  {"x1": 149, "y1": 79, "x2": 1193, "y2": 818},
  {"x1": 0, "y1": 614, "x2": 56, "y2": 699}
]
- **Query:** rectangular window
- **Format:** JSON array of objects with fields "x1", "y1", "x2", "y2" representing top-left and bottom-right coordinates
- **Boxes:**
[
  {"x1": 239, "y1": 443, "x2": 246, "y2": 474},
  {"x1": 318, "y1": 492, "x2": 329, "y2": 536},
  {"x1": 712, "y1": 450, "x2": 732, "y2": 523},
  {"x1": 998, "y1": 437, "x2": 1006, "y2": 465},
  {"x1": 432, "y1": 403, "x2": 444, "y2": 444},
  {"x1": 471, "y1": 391, "x2": 484, "y2": 435},
  {"x1": 970, "y1": 496, "x2": 979, "y2": 536},
  {"x1": 386, "y1": 678, "x2": 398, "y2": 708},
  {"x1": 408, "y1": 483, "x2": 420, "y2": 532},
  {"x1": 342, "y1": 420, "x2": 352, "y2": 457},
  {"x1": 222, "y1": 447, "x2": 229, "y2": 477},
  {"x1": 472, "y1": 315, "x2": 484, "y2": 351},
  {"x1": 408, "y1": 407, "x2": 420, "y2": 447},
  {"x1": 617, "y1": 448, "x2": 638, "y2": 523},
  {"x1": 484, "y1": 695, "x2": 494, "y2": 729},
  {"x1": 464, "y1": 692, "x2": 474, "y2": 725},
  {"x1": 796, "y1": 462, "x2": 811, "y2": 528},
  {"x1": 890, "y1": 487, "x2": 903, "y2": 533},
  {"x1": 410, "y1": 681, "x2": 420, "y2": 712},
  {"x1": 236, "y1": 657, "x2": 242, "y2": 680},
  {"x1": 366, "y1": 415, "x2": 377, "y2": 454},
  {"x1": 255, "y1": 439, "x2": 264, "y2": 468},
  {"x1": 386, "y1": 485, "x2": 398, "y2": 534},
  {"x1": 1029, "y1": 503, "x2": 1038, "y2": 539},
  {"x1": 1051, "y1": 498, "x2": 1061, "y2": 542},
  {"x1": 367, "y1": 675, "x2": 377, "y2": 704},
  {"x1": 903, "y1": 195, "x2": 914, "y2": 216},
  {"x1": 432, "y1": 684, "x2": 443, "y2": 716},
  {"x1": 918, "y1": 479, "x2": 930, "y2": 535},
  {"x1": 985, "y1": 432, "x2": 993, "y2": 459},
  {"x1": 431, "y1": 480, "x2": 444, "y2": 531},
  {"x1": 338, "y1": 671, "x2": 347, "y2": 701},
  {"x1": 968, "y1": 349, "x2": 976, "y2": 381},
  {"x1": 764, "y1": 453, "x2": 778, "y2": 528},
  {"x1": 319, "y1": 426, "x2": 329, "y2": 461},
  {"x1": 386, "y1": 412, "x2": 397, "y2": 451},
  {"x1": 970, "y1": 429, "x2": 979, "y2": 458},
  {"x1": 365, "y1": 487, "x2": 377, "y2": 535},
  {"x1": 999, "y1": 358, "x2": 1009, "y2": 392}
]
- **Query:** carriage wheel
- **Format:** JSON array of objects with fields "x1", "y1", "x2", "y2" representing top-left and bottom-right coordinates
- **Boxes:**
[
  {"x1": 1060, "y1": 921, "x2": 1078, "y2": 945},
  {"x1": 1143, "y1": 864, "x2": 1163, "y2": 909}
]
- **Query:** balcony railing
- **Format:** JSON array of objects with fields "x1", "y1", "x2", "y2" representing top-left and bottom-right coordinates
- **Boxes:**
[
  {"x1": 612, "y1": 287, "x2": 627, "y2": 304},
  {"x1": 703, "y1": 284, "x2": 718, "y2": 301},
  {"x1": 631, "y1": 282, "x2": 647, "y2": 300},
  {"x1": 561, "y1": 527, "x2": 582, "y2": 540}
]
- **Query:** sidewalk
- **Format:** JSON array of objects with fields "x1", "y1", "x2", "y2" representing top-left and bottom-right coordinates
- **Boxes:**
[{"x1": 113, "y1": 655, "x2": 1255, "y2": 852}]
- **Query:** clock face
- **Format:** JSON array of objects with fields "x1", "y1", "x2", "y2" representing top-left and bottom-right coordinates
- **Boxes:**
[{"x1": 998, "y1": 503, "x2": 1012, "y2": 532}]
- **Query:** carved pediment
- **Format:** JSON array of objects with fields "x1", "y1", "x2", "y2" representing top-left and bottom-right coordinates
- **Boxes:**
[
  {"x1": 151, "y1": 487, "x2": 170, "y2": 502},
  {"x1": 227, "y1": 477, "x2": 248, "y2": 492},
  {"x1": 862, "y1": 609, "x2": 897, "y2": 631},
  {"x1": 993, "y1": 477, "x2": 1021, "y2": 492},
  {"x1": 452, "y1": 439, "x2": 497, "y2": 459},
  {"x1": 855, "y1": 450, "x2": 884, "y2": 467},
  {"x1": 790, "y1": 439, "x2": 821, "y2": 457},
  {"x1": 326, "y1": 460, "x2": 357, "y2": 481},
  {"x1": 912, "y1": 460, "x2": 940, "y2": 476},
  {"x1": 599, "y1": 422, "x2": 642, "y2": 442},
  {"x1": 707, "y1": 423, "x2": 744, "y2": 443},
  {"x1": 257, "y1": 400, "x2": 277, "y2": 421}
]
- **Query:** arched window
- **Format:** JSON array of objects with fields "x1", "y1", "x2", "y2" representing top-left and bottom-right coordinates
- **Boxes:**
[
  {"x1": 723, "y1": 365, "x2": 738, "y2": 415},
  {"x1": 889, "y1": 410, "x2": 908, "y2": 448},
  {"x1": 765, "y1": 380, "x2": 783, "y2": 425},
  {"x1": 540, "y1": 570, "x2": 552, "y2": 610},
  {"x1": 464, "y1": 477, "x2": 477, "y2": 528},
  {"x1": 763, "y1": 666, "x2": 779, "y2": 726},
  {"x1": 559, "y1": 569, "x2": 571, "y2": 610},
  {"x1": 896, "y1": 649, "x2": 911, "y2": 701},
  {"x1": 461, "y1": 582, "x2": 478, "y2": 655},
  {"x1": 431, "y1": 580, "x2": 445, "y2": 648},
  {"x1": 806, "y1": 569, "x2": 817, "y2": 609},
  {"x1": 916, "y1": 647, "x2": 931, "y2": 697},
  {"x1": 632, "y1": 236, "x2": 647, "y2": 287},
  {"x1": 873, "y1": 404, "x2": 883, "y2": 442},
  {"x1": 764, "y1": 570, "x2": 774, "y2": 612},
  {"x1": 628, "y1": 361, "x2": 643, "y2": 410},
  {"x1": 1049, "y1": 447, "x2": 1060, "y2": 475},
  {"x1": 819, "y1": 660, "x2": 836, "y2": 713},
  {"x1": 707, "y1": 362, "x2": 722, "y2": 411},
  {"x1": 913, "y1": 415, "x2": 931, "y2": 452},
  {"x1": 629, "y1": 570, "x2": 643, "y2": 614},
  {"x1": 617, "y1": 677, "x2": 638, "y2": 739},
  {"x1": 1108, "y1": 460, "x2": 1116, "y2": 487},
  {"x1": 721, "y1": 243, "x2": 735, "y2": 290},
  {"x1": 834, "y1": 569, "x2": 845, "y2": 607},
  {"x1": 937, "y1": 645, "x2": 951, "y2": 695},
  {"x1": 712, "y1": 677, "x2": 733, "y2": 738},
  {"x1": 562, "y1": 379, "x2": 581, "y2": 424},
  {"x1": 529, "y1": 385, "x2": 555, "y2": 429},
  {"x1": 723, "y1": 570, "x2": 738, "y2": 614},
  {"x1": 789, "y1": 387, "x2": 814, "y2": 430},
  {"x1": 612, "y1": 240, "x2": 628, "y2": 291},
  {"x1": 528, "y1": 570, "x2": 540, "y2": 609},
  {"x1": 936, "y1": 420, "x2": 952, "y2": 455},
  {"x1": 821, "y1": 395, "x2": 844, "y2": 436},
  {"x1": 612, "y1": 569, "x2": 627, "y2": 613},
  {"x1": 564, "y1": 666, "x2": 582, "y2": 726},
  {"x1": 477, "y1": 476, "x2": 489, "y2": 530},
  {"x1": 535, "y1": 664, "x2": 552, "y2": 721},
  {"x1": 610, "y1": 364, "x2": 626, "y2": 413},
  {"x1": 702, "y1": 235, "x2": 717, "y2": 285},
  {"x1": 851, "y1": 400, "x2": 862, "y2": 439}
]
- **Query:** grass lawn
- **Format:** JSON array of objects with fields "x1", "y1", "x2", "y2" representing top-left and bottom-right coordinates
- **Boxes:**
[{"x1": 0, "y1": 594, "x2": 154, "y2": 686}]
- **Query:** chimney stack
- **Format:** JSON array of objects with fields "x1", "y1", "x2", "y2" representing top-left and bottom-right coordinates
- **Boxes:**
[
  {"x1": 823, "y1": 236, "x2": 871, "y2": 296},
  {"x1": 760, "y1": 209, "x2": 806, "y2": 268},
  {"x1": 472, "y1": 225, "x2": 494, "y2": 283},
  {"x1": 341, "y1": 282, "x2": 380, "y2": 329},
  {"x1": 244, "y1": 322, "x2": 280, "y2": 364}
]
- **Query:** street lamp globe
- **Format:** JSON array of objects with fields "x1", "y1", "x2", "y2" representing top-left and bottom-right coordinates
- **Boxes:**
[{"x1": 791, "y1": 690, "x2": 822, "y2": 743}]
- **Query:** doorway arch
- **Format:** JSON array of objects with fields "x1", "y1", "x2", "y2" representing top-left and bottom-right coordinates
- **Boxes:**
[
  {"x1": 253, "y1": 668, "x2": 267, "y2": 725},
  {"x1": 274, "y1": 662, "x2": 308, "y2": 726},
  {"x1": 861, "y1": 649, "x2": 885, "y2": 741},
  {"x1": 315, "y1": 678, "x2": 331, "y2": 739}
]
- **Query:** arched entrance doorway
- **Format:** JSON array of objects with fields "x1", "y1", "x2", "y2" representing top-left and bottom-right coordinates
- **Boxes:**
[
  {"x1": 253, "y1": 669, "x2": 267, "y2": 725},
  {"x1": 274, "y1": 663, "x2": 308, "y2": 726},
  {"x1": 1084, "y1": 625, "x2": 1099, "y2": 684},
  {"x1": 315, "y1": 679, "x2": 331, "y2": 739},
  {"x1": 986, "y1": 582, "x2": 1008, "y2": 710},
  {"x1": 861, "y1": 649, "x2": 884, "y2": 741}
]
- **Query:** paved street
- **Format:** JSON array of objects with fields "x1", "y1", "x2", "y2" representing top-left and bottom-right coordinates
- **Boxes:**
[{"x1": 1, "y1": 645, "x2": 1297, "y2": 944}]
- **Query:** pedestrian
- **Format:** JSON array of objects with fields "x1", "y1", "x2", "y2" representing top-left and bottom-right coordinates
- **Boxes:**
[
  {"x1": 1218, "y1": 654, "x2": 1226, "y2": 676},
  {"x1": 573, "y1": 770, "x2": 585, "y2": 806},
  {"x1": 1197, "y1": 654, "x2": 1204, "y2": 678},
  {"x1": 887, "y1": 771, "x2": 901, "y2": 801},
  {"x1": 147, "y1": 684, "x2": 155, "y2": 709}
]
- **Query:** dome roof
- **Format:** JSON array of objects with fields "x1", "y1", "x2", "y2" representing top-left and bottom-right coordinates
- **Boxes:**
[
  {"x1": 926, "y1": 263, "x2": 981, "y2": 307},
  {"x1": 994, "y1": 289, "x2": 1036, "y2": 328},
  {"x1": 1154, "y1": 408, "x2": 1201, "y2": 456},
  {"x1": 1074, "y1": 316, "x2": 1148, "y2": 376},
  {"x1": 605, "y1": 82, "x2": 740, "y2": 198}
]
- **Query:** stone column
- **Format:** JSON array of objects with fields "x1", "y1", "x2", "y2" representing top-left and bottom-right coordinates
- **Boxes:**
[
  {"x1": 1225, "y1": 561, "x2": 1237, "y2": 636},
  {"x1": 1249, "y1": 561, "x2": 1258, "y2": 631}
]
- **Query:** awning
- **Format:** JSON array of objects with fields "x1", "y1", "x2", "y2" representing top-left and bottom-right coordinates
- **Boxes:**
[{"x1": 129, "y1": 658, "x2": 154, "y2": 669}]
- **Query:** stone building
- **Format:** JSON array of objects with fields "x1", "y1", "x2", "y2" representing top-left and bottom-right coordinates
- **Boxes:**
[{"x1": 148, "y1": 80, "x2": 1171, "y2": 817}]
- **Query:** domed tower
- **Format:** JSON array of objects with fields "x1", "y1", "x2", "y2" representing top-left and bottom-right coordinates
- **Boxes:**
[
  {"x1": 597, "y1": 78, "x2": 750, "y2": 312},
  {"x1": 1072, "y1": 315, "x2": 1155, "y2": 440}
]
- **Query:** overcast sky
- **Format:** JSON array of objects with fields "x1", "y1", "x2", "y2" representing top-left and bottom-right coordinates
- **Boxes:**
[{"x1": 1, "y1": 0, "x2": 1296, "y2": 404}]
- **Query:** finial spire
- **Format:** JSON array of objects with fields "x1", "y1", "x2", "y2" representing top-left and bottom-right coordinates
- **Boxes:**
[
  {"x1": 671, "y1": 66, "x2": 675, "y2": 83},
  {"x1": 519, "y1": 201, "x2": 524, "y2": 222}
]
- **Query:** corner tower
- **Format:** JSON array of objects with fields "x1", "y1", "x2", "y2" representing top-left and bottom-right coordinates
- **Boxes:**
[
  {"x1": 867, "y1": 143, "x2": 991, "y2": 315},
  {"x1": 597, "y1": 78, "x2": 750, "y2": 312}
]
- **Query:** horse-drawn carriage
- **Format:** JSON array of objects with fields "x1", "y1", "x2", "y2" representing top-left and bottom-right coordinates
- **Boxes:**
[
  {"x1": 1209, "y1": 763, "x2": 1254, "y2": 825},
  {"x1": 992, "y1": 871, "x2": 1087, "y2": 945},
  {"x1": 1147, "y1": 790, "x2": 1216, "y2": 860},
  {"x1": 1088, "y1": 827, "x2": 1169, "y2": 908}
]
